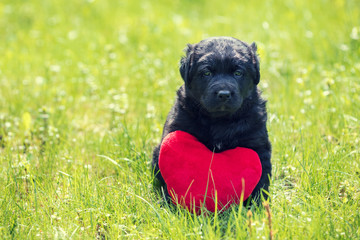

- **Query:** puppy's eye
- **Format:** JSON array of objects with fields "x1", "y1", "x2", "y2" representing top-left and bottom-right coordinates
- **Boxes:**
[
  {"x1": 203, "y1": 71, "x2": 212, "y2": 77},
  {"x1": 234, "y1": 71, "x2": 243, "y2": 77}
]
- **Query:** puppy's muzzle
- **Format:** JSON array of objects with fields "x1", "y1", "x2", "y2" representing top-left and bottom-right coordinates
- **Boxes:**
[
  {"x1": 216, "y1": 90, "x2": 232, "y2": 102},
  {"x1": 210, "y1": 83, "x2": 237, "y2": 103}
]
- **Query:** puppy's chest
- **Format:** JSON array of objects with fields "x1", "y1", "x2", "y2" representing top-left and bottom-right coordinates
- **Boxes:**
[
  {"x1": 214, "y1": 142, "x2": 225, "y2": 152},
  {"x1": 195, "y1": 119, "x2": 245, "y2": 152},
  {"x1": 207, "y1": 127, "x2": 238, "y2": 152}
]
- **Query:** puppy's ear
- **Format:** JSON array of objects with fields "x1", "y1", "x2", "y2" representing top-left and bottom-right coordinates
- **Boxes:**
[
  {"x1": 179, "y1": 44, "x2": 194, "y2": 88},
  {"x1": 250, "y1": 42, "x2": 260, "y2": 85},
  {"x1": 250, "y1": 42, "x2": 257, "y2": 52}
]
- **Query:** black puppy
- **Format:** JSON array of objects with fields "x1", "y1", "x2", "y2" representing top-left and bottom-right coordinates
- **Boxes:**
[{"x1": 152, "y1": 37, "x2": 271, "y2": 205}]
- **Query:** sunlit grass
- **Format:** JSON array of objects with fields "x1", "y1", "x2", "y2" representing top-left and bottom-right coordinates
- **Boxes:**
[{"x1": 0, "y1": 0, "x2": 359, "y2": 239}]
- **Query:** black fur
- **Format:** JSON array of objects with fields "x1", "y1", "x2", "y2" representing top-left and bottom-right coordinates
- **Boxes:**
[{"x1": 152, "y1": 37, "x2": 271, "y2": 205}]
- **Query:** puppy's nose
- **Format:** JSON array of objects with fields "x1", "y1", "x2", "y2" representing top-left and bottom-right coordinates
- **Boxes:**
[{"x1": 217, "y1": 90, "x2": 231, "y2": 101}]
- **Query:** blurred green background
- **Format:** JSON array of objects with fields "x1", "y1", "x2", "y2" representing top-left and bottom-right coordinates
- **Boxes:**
[{"x1": 0, "y1": 0, "x2": 359, "y2": 239}]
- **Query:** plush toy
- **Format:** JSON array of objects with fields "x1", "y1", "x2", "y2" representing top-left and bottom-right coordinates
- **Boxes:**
[{"x1": 159, "y1": 131, "x2": 262, "y2": 213}]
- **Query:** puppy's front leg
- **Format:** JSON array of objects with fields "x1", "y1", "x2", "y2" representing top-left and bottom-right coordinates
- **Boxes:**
[
  {"x1": 152, "y1": 144, "x2": 171, "y2": 201},
  {"x1": 248, "y1": 149, "x2": 271, "y2": 205}
]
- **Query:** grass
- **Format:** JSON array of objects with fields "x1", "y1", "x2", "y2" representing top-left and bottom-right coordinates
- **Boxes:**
[{"x1": 0, "y1": 0, "x2": 359, "y2": 239}]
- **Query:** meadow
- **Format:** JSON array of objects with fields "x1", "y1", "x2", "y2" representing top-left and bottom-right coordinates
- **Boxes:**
[{"x1": 0, "y1": 0, "x2": 359, "y2": 239}]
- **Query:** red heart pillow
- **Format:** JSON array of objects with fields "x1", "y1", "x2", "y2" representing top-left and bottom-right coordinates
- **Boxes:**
[{"x1": 159, "y1": 130, "x2": 262, "y2": 213}]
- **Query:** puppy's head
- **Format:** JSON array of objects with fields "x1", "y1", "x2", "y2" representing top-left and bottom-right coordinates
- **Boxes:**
[{"x1": 180, "y1": 37, "x2": 260, "y2": 118}]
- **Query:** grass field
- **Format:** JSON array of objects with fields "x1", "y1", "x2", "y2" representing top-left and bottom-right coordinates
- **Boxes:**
[{"x1": 1, "y1": 0, "x2": 359, "y2": 239}]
